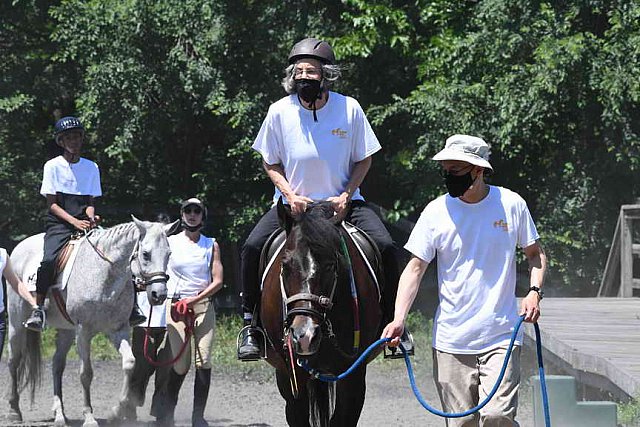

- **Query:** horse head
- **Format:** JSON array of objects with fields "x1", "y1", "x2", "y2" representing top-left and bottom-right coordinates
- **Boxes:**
[
  {"x1": 131, "y1": 216, "x2": 180, "y2": 306},
  {"x1": 277, "y1": 199, "x2": 344, "y2": 357}
]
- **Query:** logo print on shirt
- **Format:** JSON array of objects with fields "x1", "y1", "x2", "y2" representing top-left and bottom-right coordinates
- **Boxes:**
[
  {"x1": 493, "y1": 219, "x2": 509, "y2": 231},
  {"x1": 331, "y1": 128, "x2": 348, "y2": 139}
]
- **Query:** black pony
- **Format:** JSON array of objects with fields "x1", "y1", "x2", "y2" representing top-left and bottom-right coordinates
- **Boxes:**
[{"x1": 260, "y1": 200, "x2": 383, "y2": 426}]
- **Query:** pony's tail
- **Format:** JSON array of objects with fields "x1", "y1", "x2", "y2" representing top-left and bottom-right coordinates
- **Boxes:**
[
  {"x1": 307, "y1": 379, "x2": 335, "y2": 427},
  {"x1": 16, "y1": 329, "x2": 42, "y2": 403}
]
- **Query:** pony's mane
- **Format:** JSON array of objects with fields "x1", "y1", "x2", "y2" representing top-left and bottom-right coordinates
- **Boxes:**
[
  {"x1": 295, "y1": 202, "x2": 342, "y2": 265},
  {"x1": 90, "y1": 222, "x2": 138, "y2": 248}
]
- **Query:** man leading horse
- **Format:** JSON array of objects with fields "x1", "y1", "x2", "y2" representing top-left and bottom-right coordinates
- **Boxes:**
[{"x1": 238, "y1": 37, "x2": 404, "y2": 360}]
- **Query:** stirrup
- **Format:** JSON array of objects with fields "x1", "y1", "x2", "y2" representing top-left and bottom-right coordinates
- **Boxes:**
[
  {"x1": 384, "y1": 329, "x2": 415, "y2": 359},
  {"x1": 236, "y1": 325, "x2": 266, "y2": 362}
]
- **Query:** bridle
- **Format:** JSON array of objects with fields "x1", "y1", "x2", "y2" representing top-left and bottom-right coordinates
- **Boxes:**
[
  {"x1": 130, "y1": 239, "x2": 169, "y2": 291},
  {"x1": 280, "y1": 255, "x2": 339, "y2": 327}
]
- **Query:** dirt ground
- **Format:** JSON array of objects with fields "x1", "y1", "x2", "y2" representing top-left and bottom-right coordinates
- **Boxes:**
[{"x1": 0, "y1": 357, "x2": 536, "y2": 427}]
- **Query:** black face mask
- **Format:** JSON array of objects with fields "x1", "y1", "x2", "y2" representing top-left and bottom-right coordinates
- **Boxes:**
[
  {"x1": 444, "y1": 172, "x2": 474, "y2": 198},
  {"x1": 181, "y1": 220, "x2": 203, "y2": 232},
  {"x1": 295, "y1": 78, "x2": 322, "y2": 104}
]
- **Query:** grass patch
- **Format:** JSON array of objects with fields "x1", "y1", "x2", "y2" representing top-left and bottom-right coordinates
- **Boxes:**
[
  {"x1": 29, "y1": 311, "x2": 431, "y2": 380},
  {"x1": 619, "y1": 396, "x2": 640, "y2": 426}
]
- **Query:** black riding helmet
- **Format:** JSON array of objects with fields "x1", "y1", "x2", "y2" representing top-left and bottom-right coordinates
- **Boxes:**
[
  {"x1": 288, "y1": 38, "x2": 335, "y2": 65},
  {"x1": 54, "y1": 116, "x2": 84, "y2": 144},
  {"x1": 180, "y1": 197, "x2": 208, "y2": 221}
]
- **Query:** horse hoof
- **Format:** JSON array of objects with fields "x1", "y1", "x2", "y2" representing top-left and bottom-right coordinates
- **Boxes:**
[
  {"x1": 107, "y1": 402, "x2": 136, "y2": 423},
  {"x1": 4, "y1": 410, "x2": 22, "y2": 423},
  {"x1": 53, "y1": 416, "x2": 68, "y2": 427},
  {"x1": 82, "y1": 420, "x2": 99, "y2": 427}
]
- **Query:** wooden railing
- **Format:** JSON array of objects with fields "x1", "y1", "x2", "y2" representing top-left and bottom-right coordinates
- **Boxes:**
[{"x1": 598, "y1": 204, "x2": 640, "y2": 297}]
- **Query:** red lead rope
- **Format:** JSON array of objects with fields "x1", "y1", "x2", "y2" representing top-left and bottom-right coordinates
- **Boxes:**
[{"x1": 143, "y1": 299, "x2": 195, "y2": 367}]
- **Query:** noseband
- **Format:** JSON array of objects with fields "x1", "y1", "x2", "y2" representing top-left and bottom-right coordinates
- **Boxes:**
[
  {"x1": 280, "y1": 260, "x2": 338, "y2": 327},
  {"x1": 130, "y1": 240, "x2": 169, "y2": 291}
]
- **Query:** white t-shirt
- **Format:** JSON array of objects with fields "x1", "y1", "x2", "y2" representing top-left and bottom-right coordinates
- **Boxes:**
[
  {"x1": 166, "y1": 233, "x2": 215, "y2": 299},
  {"x1": 252, "y1": 92, "x2": 381, "y2": 204},
  {"x1": 40, "y1": 156, "x2": 102, "y2": 197},
  {"x1": 405, "y1": 186, "x2": 540, "y2": 354},
  {"x1": 136, "y1": 292, "x2": 167, "y2": 328},
  {"x1": 0, "y1": 248, "x2": 6, "y2": 313}
]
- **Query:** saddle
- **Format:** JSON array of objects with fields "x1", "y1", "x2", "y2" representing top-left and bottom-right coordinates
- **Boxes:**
[
  {"x1": 25, "y1": 233, "x2": 84, "y2": 293},
  {"x1": 258, "y1": 221, "x2": 383, "y2": 299}
]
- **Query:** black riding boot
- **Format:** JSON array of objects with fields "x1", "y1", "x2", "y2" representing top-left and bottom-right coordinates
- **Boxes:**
[
  {"x1": 156, "y1": 368, "x2": 186, "y2": 426},
  {"x1": 192, "y1": 368, "x2": 211, "y2": 427},
  {"x1": 237, "y1": 317, "x2": 263, "y2": 361}
]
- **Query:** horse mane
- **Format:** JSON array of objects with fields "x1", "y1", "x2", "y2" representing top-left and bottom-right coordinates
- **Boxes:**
[
  {"x1": 90, "y1": 222, "x2": 138, "y2": 248},
  {"x1": 294, "y1": 202, "x2": 344, "y2": 267}
]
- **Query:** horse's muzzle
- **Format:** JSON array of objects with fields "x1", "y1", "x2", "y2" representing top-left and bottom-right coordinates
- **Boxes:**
[
  {"x1": 147, "y1": 284, "x2": 168, "y2": 306},
  {"x1": 289, "y1": 317, "x2": 322, "y2": 356}
]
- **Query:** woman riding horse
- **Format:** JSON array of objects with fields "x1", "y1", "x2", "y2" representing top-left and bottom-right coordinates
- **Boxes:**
[
  {"x1": 238, "y1": 37, "x2": 402, "y2": 360},
  {"x1": 260, "y1": 200, "x2": 384, "y2": 426}
]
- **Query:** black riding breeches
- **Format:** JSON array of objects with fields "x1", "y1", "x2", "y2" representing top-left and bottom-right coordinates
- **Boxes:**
[
  {"x1": 35, "y1": 222, "x2": 74, "y2": 296},
  {"x1": 240, "y1": 206, "x2": 280, "y2": 314}
]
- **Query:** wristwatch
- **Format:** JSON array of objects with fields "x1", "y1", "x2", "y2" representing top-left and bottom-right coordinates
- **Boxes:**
[{"x1": 528, "y1": 286, "x2": 544, "y2": 300}]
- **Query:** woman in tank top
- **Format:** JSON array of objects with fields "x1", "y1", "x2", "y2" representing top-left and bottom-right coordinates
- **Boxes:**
[{"x1": 157, "y1": 198, "x2": 223, "y2": 427}]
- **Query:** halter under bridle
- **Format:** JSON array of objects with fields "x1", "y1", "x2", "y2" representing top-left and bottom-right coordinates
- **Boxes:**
[{"x1": 130, "y1": 240, "x2": 169, "y2": 291}]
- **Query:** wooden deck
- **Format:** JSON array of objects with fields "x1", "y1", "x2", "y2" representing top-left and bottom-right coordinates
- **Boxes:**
[{"x1": 522, "y1": 297, "x2": 640, "y2": 400}]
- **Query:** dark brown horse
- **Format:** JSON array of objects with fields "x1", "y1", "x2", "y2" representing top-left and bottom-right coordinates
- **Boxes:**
[{"x1": 260, "y1": 200, "x2": 383, "y2": 427}]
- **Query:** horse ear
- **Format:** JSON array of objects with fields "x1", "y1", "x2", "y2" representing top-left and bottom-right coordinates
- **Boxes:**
[
  {"x1": 131, "y1": 215, "x2": 148, "y2": 236},
  {"x1": 163, "y1": 219, "x2": 181, "y2": 236},
  {"x1": 277, "y1": 197, "x2": 294, "y2": 233}
]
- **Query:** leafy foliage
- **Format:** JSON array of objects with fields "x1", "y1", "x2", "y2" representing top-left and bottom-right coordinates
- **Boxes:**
[{"x1": 1, "y1": 0, "x2": 638, "y2": 293}]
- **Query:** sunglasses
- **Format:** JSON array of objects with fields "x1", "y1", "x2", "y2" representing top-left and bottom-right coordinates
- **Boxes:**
[{"x1": 183, "y1": 207, "x2": 202, "y2": 214}]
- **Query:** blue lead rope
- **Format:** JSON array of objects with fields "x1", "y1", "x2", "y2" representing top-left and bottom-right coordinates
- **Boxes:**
[{"x1": 298, "y1": 315, "x2": 551, "y2": 426}]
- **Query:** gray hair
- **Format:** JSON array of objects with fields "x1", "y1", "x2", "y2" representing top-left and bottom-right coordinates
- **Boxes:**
[{"x1": 281, "y1": 63, "x2": 342, "y2": 94}]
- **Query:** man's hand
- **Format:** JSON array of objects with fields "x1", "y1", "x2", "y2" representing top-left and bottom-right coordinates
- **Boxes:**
[
  {"x1": 288, "y1": 194, "x2": 314, "y2": 215},
  {"x1": 326, "y1": 192, "x2": 350, "y2": 220},
  {"x1": 381, "y1": 318, "x2": 405, "y2": 347},
  {"x1": 520, "y1": 291, "x2": 541, "y2": 323}
]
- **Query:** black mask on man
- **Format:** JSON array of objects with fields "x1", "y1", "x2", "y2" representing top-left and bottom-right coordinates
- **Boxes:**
[
  {"x1": 444, "y1": 172, "x2": 474, "y2": 198},
  {"x1": 295, "y1": 78, "x2": 322, "y2": 104}
]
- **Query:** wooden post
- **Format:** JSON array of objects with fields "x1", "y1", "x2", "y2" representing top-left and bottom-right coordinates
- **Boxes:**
[
  {"x1": 620, "y1": 206, "x2": 635, "y2": 297},
  {"x1": 598, "y1": 213, "x2": 621, "y2": 297}
]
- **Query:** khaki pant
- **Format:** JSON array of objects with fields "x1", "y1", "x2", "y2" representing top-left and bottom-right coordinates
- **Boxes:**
[
  {"x1": 166, "y1": 298, "x2": 216, "y2": 375},
  {"x1": 433, "y1": 346, "x2": 521, "y2": 427}
]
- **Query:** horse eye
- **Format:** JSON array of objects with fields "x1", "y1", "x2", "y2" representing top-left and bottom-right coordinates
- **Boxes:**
[{"x1": 142, "y1": 251, "x2": 151, "y2": 261}]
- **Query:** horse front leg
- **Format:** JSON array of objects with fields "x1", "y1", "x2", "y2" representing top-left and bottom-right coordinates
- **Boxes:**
[
  {"x1": 51, "y1": 329, "x2": 75, "y2": 427},
  {"x1": 276, "y1": 369, "x2": 311, "y2": 427},
  {"x1": 331, "y1": 365, "x2": 366, "y2": 427},
  {"x1": 76, "y1": 325, "x2": 98, "y2": 427},
  {"x1": 107, "y1": 328, "x2": 136, "y2": 422}
]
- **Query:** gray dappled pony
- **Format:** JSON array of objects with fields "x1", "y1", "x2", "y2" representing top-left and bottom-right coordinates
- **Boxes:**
[{"x1": 4, "y1": 217, "x2": 178, "y2": 427}]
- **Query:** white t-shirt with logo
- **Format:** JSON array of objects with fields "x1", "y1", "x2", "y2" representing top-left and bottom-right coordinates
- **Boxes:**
[
  {"x1": 0, "y1": 248, "x2": 6, "y2": 313},
  {"x1": 405, "y1": 186, "x2": 540, "y2": 354},
  {"x1": 166, "y1": 233, "x2": 214, "y2": 299},
  {"x1": 40, "y1": 156, "x2": 102, "y2": 197},
  {"x1": 252, "y1": 92, "x2": 382, "y2": 204}
]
